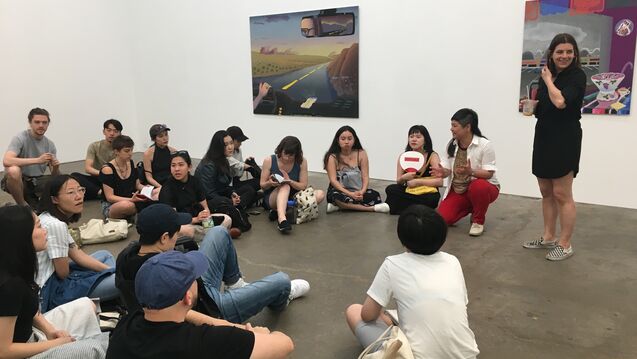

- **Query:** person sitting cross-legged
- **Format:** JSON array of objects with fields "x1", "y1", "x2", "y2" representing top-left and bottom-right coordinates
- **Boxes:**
[
  {"x1": 107, "y1": 249, "x2": 296, "y2": 359},
  {"x1": 345, "y1": 205, "x2": 479, "y2": 359}
]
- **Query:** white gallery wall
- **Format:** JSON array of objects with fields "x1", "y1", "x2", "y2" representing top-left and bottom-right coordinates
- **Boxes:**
[
  {"x1": 0, "y1": 0, "x2": 140, "y2": 166},
  {"x1": 1, "y1": 0, "x2": 636, "y2": 209}
]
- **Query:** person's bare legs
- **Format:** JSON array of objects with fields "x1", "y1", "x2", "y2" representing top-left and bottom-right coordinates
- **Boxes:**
[
  {"x1": 537, "y1": 177, "x2": 557, "y2": 242},
  {"x1": 4, "y1": 166, "x2": 26, "y2": 205},
  {"x1": 552, "y1": 172, "x2": 576, "y2": 249},
  {"x1": 314, "y1": 189, "x2": 325, "y2": 204},
  {"x1": 268, "y1": 184, "x2": 291, "y2": 223},
  {"x1": 107, "y1": 201, "x2": 137, "y2": 219}
]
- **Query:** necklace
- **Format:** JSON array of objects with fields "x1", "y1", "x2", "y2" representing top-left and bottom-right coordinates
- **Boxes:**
[{"x1": 114, "y1": 159, "x2": 129, "y2": 178}]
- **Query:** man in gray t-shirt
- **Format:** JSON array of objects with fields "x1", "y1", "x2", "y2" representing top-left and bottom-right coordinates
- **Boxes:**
[{"x1": 2, "y1": 108, "x2": 59, "y2": 206}]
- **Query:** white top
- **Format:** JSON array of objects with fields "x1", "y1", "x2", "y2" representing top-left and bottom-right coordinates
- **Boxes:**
[
  {"x1": 367, "y1": 251, "x2": 479, "y2": 359},
  {"x1": 36, "y1": 212, "x2": 76, "y2": 288},
  {"x1": 439, "y1": 135, "x2": 499, "y2": 200}
]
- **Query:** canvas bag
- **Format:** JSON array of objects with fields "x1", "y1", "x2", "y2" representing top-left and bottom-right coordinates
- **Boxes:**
[
  {"x1": 79, "y1": 219, "x2": 129, "y2": 245},
  {"x1": 405, "y1": 153, "x2": 438, "y2": 195},
  {"x1": 294, "y1": 186, "x2": 319, "y2": 224},
  {"x1": 358, "y1": 325, "x2": 415, "y2": 359}
]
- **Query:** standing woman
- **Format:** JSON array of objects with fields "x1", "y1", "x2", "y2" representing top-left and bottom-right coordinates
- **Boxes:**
[
  {"x1": 261, "y1": 136, "x2": 325, "y2": 233},
  {"x1": 323, "y1": 126, "x2": 388, "y2": 214},
  {"x1": 0, "y1": 205, "x2": 107, "y2": 358},
  {"x1": 431, "y1": 108, "x2": 500, "y2": 237},
  {"x1": 523, "y1": 33, "x2": 586, "y2": 261},
  {"x1": 385, "y1": 125, "x2": 442, "y2": 215}
]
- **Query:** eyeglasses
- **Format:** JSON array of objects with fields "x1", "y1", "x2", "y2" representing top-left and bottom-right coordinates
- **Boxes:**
[{"x1": 62, "y1": 187, "x2": 86, "y2": 197}]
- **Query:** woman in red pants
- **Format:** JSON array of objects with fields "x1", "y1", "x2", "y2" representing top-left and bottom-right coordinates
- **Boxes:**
[{"x1": 431, "y1": 108, "x2": 500, "y2": 236}]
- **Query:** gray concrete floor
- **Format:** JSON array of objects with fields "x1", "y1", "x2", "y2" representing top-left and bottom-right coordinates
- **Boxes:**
[{"x1": 2, "y1": 158, "x2": 636, "y2": 358}]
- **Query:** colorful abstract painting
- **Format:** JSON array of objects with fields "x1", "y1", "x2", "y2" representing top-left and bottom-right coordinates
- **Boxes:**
[
  {"x1": 520, "y1": 0, "x2": 637, "y2": 115},
  {"x1": 250, "y1": 7, "x2": 359, "y2": 118}
]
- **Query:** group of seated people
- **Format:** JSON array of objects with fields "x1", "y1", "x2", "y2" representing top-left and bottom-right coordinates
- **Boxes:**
[{"x1": 0, "y1": 106, "x2": 494, "y2": 358}]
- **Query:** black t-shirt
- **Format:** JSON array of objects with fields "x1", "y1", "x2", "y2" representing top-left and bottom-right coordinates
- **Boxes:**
[
  {"x1": 0, "y1": 274, "x2": 39, "y2": 342},
  {"x1": 99, "y1": 160, "x2": 138, "y2": 198},
  {"x1": 159, "y1": 175, "x2": 206, "y2": 217},
  {"x1": 106, "y1": 308, "x2": 254, "y2": 359},
  {"x1": 536, "y1": 66, "x2": 587, "y2": 124}
]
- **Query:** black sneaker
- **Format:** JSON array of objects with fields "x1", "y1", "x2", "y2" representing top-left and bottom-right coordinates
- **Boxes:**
[
  {"x1": 277, "y1": 219, "x2": 292, "y2": 233},
  {"x1": 268, "y1": 210, "x2": 277, "y2": 221}
]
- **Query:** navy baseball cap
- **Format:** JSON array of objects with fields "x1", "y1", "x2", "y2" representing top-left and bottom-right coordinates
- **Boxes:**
[
  {"x1": 135, "y1": 250, "x2": 209, "y2": 309},
  {"x1": 136, "y1": 204, "x2": 192, "y2": 243}
]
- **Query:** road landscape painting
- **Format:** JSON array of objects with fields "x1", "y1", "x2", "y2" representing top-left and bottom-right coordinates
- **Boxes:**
[{"x1": 250, "y1": 7, "x2": 359, "y2": 118}]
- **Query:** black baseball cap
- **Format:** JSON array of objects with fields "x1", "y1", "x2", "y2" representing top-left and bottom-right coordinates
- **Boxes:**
[
  {"x1": 136, "y1": 204, "x2": 192, "y2": 243},
  {"x1": 149, "y1": 124, "x2": 171, "y2": 140},
  {"x1": 227, "y1": 126, "x2": 248, "y2": 142}
]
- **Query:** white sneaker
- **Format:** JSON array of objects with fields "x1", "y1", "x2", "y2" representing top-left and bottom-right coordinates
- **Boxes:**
[
  {"x1": 289, "y1": 279, "x2": 310, "y2": 301},
  {"x1": 469, "y1": 223, "x2": 484, "y2": 236},
  {"x1": 326, "y1": 203, "x2": 340, "y2": 214},
  {"x1": 374, "y1": 203, "x2": 390, "y2": 213},
  {"x1": 225, "y1": 277, "x2": 249, "y2": 291}
]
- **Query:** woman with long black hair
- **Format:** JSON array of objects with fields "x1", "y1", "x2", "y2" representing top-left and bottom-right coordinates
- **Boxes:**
[
  {"x1": 195, "y1": 130, "x2": 256, "y2": 232},
  {"x1": 385, "y1": 125, "x2": 443, "y2": 215},
  {"x1": 0, "y1": 205, "x2": 107, "y2": 358}
]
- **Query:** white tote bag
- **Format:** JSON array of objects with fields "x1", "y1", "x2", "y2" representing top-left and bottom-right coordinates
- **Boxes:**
[
  {"x1": 79, "y1": 219, "x2": 129, "y2": 245},
  {"x1": 358, "y1": 325, "x2": 415, "y2": 359}
]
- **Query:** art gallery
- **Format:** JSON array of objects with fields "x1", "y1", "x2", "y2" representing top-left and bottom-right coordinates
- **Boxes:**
[{"x1": 1, "y1": 1, "x2": 636, "y2": 358}]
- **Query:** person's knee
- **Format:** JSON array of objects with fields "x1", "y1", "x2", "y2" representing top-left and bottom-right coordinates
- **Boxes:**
[
  {"x1": 346, "y1": 303, "x2": 363, "y2": 319},
  {"x1": 5, "y1": 166, "x2": 22, "y2": 179},
  {"x1": 552, "y1": 188, "x2": 572, "y2": 204},
  {"x1": 314, "y1": 189, "x2": 325, "y2": 203}
]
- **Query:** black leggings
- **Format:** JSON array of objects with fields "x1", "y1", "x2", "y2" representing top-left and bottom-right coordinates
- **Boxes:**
[{"x1": 385, "y1": 184, "x2": 440, "y2": 215}]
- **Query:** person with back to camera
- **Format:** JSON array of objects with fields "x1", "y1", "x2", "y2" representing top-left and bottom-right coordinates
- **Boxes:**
[
  {"x1": 431, "y1": 108, "x2": 500, "y2": 237},
  {"x1": 385, "y1": 125, "x2": 443, "y2": 215},
  {"x1": 99, "y1": 135, "x2": 156, "y2": 220},
  {"x1": 2, "y1": 107, "x2": 59, "y2": 207},
  {"x1": 227, "y1": 126, "x2": 262, "y2": 193},
  {"x1": 71, "y1": 119, "x2": 123, "y2": 200},
  {"x1": 36, "y1": 175, "x2": 119, "y2": 312},
  {"x1": 323, "y1": 125, "x2": 389, "y2": 214},
  {"x1": 0, "y1": 205, "x2": 108, "y2": 359},
  {"x1": 522, "y1": 33, "x2": 587, "y2": 261},
  {"x1": 345, "y1": 205, "x2": 479, "y2": 358},
  {"x1": 260, "y1": 136, "x2": 325, "y2": 233},
  {"x1": 108, "y1": 249, "x2": 296, "y2": 359},
  {"x1": 143, "y1": 124, "x2": 176, "y2": 188}
]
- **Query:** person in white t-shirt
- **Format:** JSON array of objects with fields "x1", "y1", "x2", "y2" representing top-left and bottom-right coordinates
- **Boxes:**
[{"x1": 345, "y1": 204, "x2": 479, "y2": 359}]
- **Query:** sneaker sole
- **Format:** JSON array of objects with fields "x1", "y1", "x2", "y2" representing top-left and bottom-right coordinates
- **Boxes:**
[
  {"x1": 546, "y1": 251, "x2": 574, "y2": 261},
  {"x1": 522, "y1": 242, "x2": 558, "y2": 249}
]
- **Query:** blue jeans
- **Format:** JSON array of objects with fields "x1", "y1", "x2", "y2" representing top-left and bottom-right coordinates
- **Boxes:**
[
  {"x1": 198, "y1": 226, "x2": 291, "y2": 323},
  {"x1": 86, "y1": 250, "x2": 119, "y2": 302}
]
